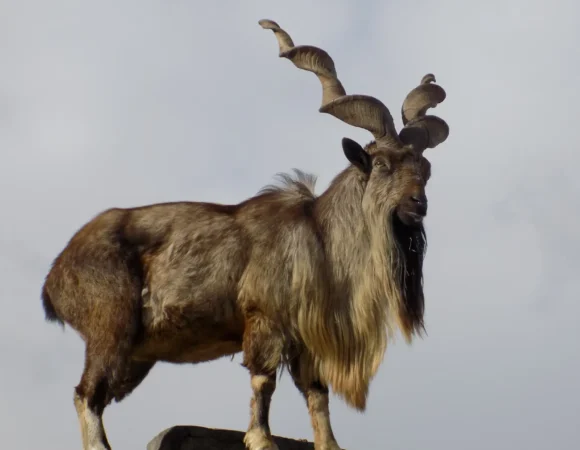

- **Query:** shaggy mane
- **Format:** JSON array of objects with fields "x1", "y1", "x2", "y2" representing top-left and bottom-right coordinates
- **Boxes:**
[
  {"x1": 272, "y1": 167, "x2": 429, "y2": 411},
  {"x1": 240, "y1": 165, "x2": 428, "y2": 412}
]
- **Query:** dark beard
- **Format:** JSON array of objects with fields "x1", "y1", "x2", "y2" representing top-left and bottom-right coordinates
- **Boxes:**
[{"x1": 392, "y1": 216, "x2": 427, "y2": 334}]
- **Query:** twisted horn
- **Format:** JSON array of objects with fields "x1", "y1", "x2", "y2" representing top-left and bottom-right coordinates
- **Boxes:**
[
  {"x1": 399, "y1": 74, "x2": 449, "y2": 152},
  {"x1": 260, "y1": 19, "x2": 401, "y2": 146}
]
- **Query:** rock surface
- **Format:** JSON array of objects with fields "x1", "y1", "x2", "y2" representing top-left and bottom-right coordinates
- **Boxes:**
[{"x1": 147, "y1": 426, "x2": 315, "y2": 450}]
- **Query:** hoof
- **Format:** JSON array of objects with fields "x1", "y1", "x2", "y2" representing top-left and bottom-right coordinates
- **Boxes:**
[
  {"x1": 87, "y1": 444, "x2": 110, "y2": 450},
  {"x1": 243, "y1": 428, "x2": 280, "y2": 450},
  {"x1": 316, "y1": 444, "x2": 343, "y2": 450}
]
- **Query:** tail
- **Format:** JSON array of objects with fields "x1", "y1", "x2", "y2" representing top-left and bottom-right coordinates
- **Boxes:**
[{"x1": 41, "y1": 284, "x2": 64, "y2": 327}]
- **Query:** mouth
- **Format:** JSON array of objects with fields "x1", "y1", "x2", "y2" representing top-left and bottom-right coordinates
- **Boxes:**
[
  {"x1": 396, "y1": 209, "x2": 426, "y2": 226},
  {"x1": 405, "y1": 211, "x2": 425, "y2": 224},
  {"x1": 406, "y1": 211, "x2": 425, "y2": 221}
]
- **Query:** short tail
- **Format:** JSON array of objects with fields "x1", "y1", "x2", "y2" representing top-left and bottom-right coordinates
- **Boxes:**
[{"x1": 41, "y1": 284, "x2": 64, "y2": 326}]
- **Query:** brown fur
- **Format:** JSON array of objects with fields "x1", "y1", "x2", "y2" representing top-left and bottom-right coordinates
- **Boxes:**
[
  {"x1": 42, "y1": 144, "x2": 430, "y2": 446},
  {"x1": 41, "y1": 20, "x2": 448, "y2": 450}
]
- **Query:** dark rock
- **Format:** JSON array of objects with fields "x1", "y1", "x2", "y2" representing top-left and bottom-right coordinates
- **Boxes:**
[{"x1": 147, "y1": 426, "x2": 315, "y2": 450}]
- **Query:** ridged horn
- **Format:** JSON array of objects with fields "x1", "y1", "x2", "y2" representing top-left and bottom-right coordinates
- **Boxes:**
[
  {"x1": 399, "y1": 74, "x2": 449, "y2": 152},
  {"x1": 260, "y1": 19, "x2": 402, "y2": 146}
]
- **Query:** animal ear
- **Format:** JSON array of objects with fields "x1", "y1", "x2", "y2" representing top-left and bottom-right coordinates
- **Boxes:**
[{"x1": 342, "y1": 137, "x2": 370, "y2": 173}]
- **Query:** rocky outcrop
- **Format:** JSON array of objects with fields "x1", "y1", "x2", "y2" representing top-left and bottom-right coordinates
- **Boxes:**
[{"x1": 147, "y1": 426, "x2": 315, "y2": 450}]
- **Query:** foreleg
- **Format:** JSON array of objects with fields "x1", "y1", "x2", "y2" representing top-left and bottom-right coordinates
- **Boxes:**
[{"x1": 289, "y1": 353, "x2": 342, "y2": 450}]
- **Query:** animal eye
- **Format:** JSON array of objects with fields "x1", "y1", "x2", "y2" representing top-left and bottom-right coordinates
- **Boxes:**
[{"x1": 373, "y1": 159, "x2": 390, "y2": 171}]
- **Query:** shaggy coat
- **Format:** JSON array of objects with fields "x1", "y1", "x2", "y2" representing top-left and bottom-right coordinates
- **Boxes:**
[{"x1": 41, "y1": 18, "x2": 449, "y2": 450}]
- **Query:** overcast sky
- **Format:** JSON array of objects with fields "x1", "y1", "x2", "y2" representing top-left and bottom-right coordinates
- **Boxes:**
[{"x1": 1, "y1": 0, "x2": 579, "y2": 449}]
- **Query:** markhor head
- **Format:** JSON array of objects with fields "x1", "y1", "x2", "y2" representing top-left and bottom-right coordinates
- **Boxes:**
[{"x1": 259, "y1": 19, "x2": 449, "y2": 228}]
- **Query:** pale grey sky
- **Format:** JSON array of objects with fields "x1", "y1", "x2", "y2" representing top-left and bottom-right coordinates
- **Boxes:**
[{"x1": 1, "y1": 1, "x2": 579, "y2": 449}]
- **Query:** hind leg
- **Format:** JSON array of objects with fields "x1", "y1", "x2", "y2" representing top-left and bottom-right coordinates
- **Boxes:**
[
  {"x1": 74, "y1": 343, "x2": 119, "y2": 450},
  {"x1": 242, "y1": 313, "x2": 284, "y2": 450},
  {"x1": 289, "y1": 352, "x2": 342, "y2": 450},
  {"x1": 74, "y1": 354, "x2": 153, "y2": 450},
  {"x1": 73, "y1": 305, "x2": 146, "y2": 450}
]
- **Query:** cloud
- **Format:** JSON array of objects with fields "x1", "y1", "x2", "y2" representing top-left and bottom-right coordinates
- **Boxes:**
[{"x1": 1, "y1": 0, "x2": 578, "y2": 449}]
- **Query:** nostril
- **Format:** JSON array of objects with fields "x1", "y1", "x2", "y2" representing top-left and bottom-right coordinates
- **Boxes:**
[{"x1": 410, "y1": 195, "x2": 427, "y2": 205}]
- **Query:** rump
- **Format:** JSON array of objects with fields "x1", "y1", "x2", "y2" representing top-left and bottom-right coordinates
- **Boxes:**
[{"x1": 41, "y1": 208, "x2": 145, "y2": 340}]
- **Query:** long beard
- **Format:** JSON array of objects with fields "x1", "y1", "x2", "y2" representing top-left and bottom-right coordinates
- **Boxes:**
[{"x1": 391, "y1": 216, "x2": 427, "y2": 339}]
